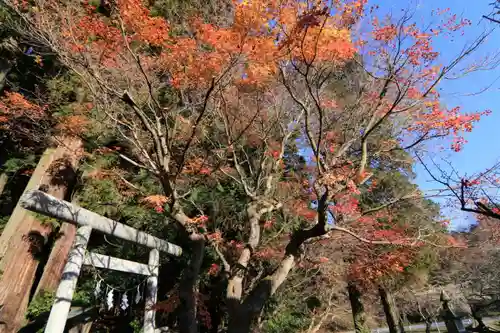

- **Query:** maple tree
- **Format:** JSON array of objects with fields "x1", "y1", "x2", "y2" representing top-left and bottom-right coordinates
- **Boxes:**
[
  {"x1": 418, "y1": 154, "x2": 500, "y2": 222},
  {"x1": 1, "y1": 0, "x2": 494, "y2": 332},
  {"x1": 338, "y1": 167, "x2": 443, "y2": 333},
  {"x1": 0, "y1": 83, "x2": 50, "y2": 149}
]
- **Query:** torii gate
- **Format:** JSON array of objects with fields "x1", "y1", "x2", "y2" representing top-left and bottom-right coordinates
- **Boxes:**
[{"x1": 19, "y1": 190, "x2": 183, "y2": 333}]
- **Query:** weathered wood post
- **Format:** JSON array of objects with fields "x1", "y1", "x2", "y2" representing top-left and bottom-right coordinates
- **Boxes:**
[
  {"x1": 145, "y1": 249, "x2": 159, "y2": 333},
  {"x1": 44, "y1": 226, "x2": 92, "y2": 333},
  {"x1": 440, "y1": 290, "x2": 466, "y2": 333}
]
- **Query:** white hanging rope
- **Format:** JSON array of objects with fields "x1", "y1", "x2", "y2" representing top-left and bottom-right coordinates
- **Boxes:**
[{"x1": 83, "y1": 249, "x2": 150, "y2": 311}]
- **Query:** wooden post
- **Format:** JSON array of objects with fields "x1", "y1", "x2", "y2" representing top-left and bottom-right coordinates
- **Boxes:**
[
  {"x1": 44, "y1": 226, "x2": 92, "y2": 333},
  {"x1": 144, "y1": 249, "x2": 159, "y2": 333}
]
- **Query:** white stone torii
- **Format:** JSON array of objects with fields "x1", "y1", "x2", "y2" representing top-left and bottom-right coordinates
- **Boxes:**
[{"x1": 20, "y1": 189, "x2": 183, "y2": 333}]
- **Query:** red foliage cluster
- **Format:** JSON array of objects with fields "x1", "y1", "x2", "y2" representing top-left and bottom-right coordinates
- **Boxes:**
[
  {"x1": 411, "y1": 105, "x2": 491, "y2": 151},
  {"x1": 117, "y1": 0, "x2": 169, "y2": 45},
  {"x1": 372, "y1": 24, "x2": 397, "y2": 42},
  {"x1": 70, "y1": 12, "x2": 123, "y2": 66},
  {"x1": 0, "y1": 92, "x2": 46, "y2": 125},
  {"x1": 208, "y1": 263, "x2": 220, "y2": 276},
  {"x1": 153, "y1": 293, "x2": 180, "y2": 313},
  {"x1": 253, "y1": 244, "x2": 285, "y2": 261},
  {"x1": 154, "y1": 291, "x2": 212, "y2": 329},
  {"x1": 348, "y1": 247, "x2": 416, "y2": 287},
  {"x1": 288, "y1": 199, "x2": 317, "y2": 221}
]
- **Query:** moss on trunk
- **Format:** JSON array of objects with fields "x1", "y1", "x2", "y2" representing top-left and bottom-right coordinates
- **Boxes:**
[{"x1": 348, "y1": 282, "x2": 370, "y2": 333}]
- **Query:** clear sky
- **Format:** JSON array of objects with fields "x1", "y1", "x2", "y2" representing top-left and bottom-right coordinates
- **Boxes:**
[{"x1": 375, "y1": 0, "x2": 500, "y2": 229}]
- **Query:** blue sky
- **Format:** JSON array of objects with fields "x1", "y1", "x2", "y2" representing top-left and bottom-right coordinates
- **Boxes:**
[
  {"x1": 374, "y1": 0, "x2": 500, "y2": 229},
  {"x1": 301, "y1": 0, "x2": 500, "y2": 230}
]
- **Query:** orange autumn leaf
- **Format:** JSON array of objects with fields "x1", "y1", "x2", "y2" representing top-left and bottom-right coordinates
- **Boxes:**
[
  {"x1": 0, "y1": 91, "x2": 46, "y2": 122},
  {"x1": 49, "y1": 0, "x2": 359, "y2": 90},
  {"x1": 140, "y1": 194, "x2": 170, "y2": 212},
  {"x1": 55, "y1": 115, "x2": 90, "y2": 136}
]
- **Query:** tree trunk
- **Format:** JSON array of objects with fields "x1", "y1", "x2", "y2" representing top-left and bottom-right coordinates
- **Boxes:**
[
  {"x1": 225, "y1": 197, "x2": 326, "y2": 333},
  {"x1": 0, "y1": 148, "x2": 56, "y2": 333},
  {"x1": 226, "y1": 254, "x2": 296, "y2": 333},
  {"x1": 0, "y1": 137, "x2": 82, "y2": 333},
  {"x1": 34, "y1": 138, "x2": 82, "y2": 296},
  {"x1": 425, "y1": 321, "x2": 432, "y2": 333},
  {"x1": 471, "y1": 305, "x2": 481, "y2": 324},
  {"x1": 398, "y1": 316, "x2": 406, "y2": 333},
  {"x1": 0, "y1": 172, "x2": 7, "y2": 198},
  {"x1": 34, "y1": 137, "x2": 83, "y2": 296},
  {"x1": 0, "y1": 149, "x2": 52, "y2": 258},
  {"x1": 379, "y1": 286, "x2": 404, "y2": 333},
  {"x1": 348, "y1": 282, "x2": 370, "y2": 333},
  {"x1": 471, "y1": 309, "x2": 488, "y2": 333},
  {"x1": 225, "y1": 201, "x2": 290, "y2": 333},
  {"x1": 178, "y1": 234, "x2": 205, "y2": 333}
]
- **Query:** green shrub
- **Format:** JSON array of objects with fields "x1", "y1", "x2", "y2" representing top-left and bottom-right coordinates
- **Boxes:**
[
  {"x1": 26, "y1": 290, "x2": 55, "y2": 321},
  {"x1": 263, "y1": 310, "x2": 309, "y2": 333}
]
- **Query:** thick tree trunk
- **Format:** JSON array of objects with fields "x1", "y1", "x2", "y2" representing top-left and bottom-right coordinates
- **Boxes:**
[
  {"x1": 425, "y1": 321, "x2": 432, "y2": 333},
  {"x1": 471, "y1": 309, "x2": 488, "y2": 333},
  {"x1": 348, "y1": 282, "x2": 370, "y2": 333},
  {"x1": 398, "y1": 316, "x2": 406, "y2": 333},
  {"x1": 34, "y1": 138, "x2": 82, "y2": 295},
  {"x1": 34, "y1": 137, "x2": 83, "y2": 296},
  {"x1": 0, "y1": 172, "x2": 7, "y2": 197},
  {"x1": 0, "y1": 137, "x2": 82, "y2": 333},
  {"x1": 396, "y1": 314, "x2": 408, "y2": 333},
  {"x1": 379, "y1": 286, "x2": 404, "y2": 333},
  {"x1": 227, "y1": 255, "x2": 296, "y2": 333},
  {"x1": 0, "y1": 149, "x2": 53, "y2": 257},
  {"x1": 226, "y1": 197, "x2": 328, "y2": 333},
  {"x1": 178, "y1": 233, "x2": 205, "y2": 333},
  {"x1": 0, "y1": 148, "x2": 56, "y2": 333},
  {"x1": 226, "y1": 201, "x2": 290, "y2": 333}
]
